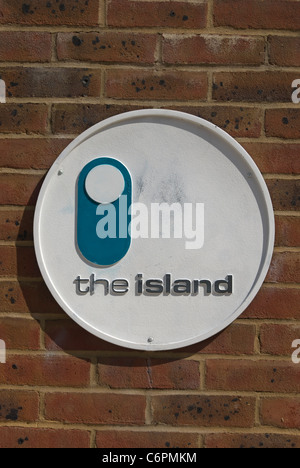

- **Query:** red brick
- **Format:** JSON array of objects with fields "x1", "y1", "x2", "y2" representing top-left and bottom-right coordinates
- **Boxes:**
[
  {"x1": 98, "y1": 358, "x2": 200, "y2": 390},
  {"x1": 0, "y1": 355, "x2": 90, "y2": 387},
  {"x1": 57, "y1": 32, "x2": 158, "y2": 64},
  {"x1": 213, "y1": 72, "x2": 297, "y2": 103},
  {"x1": 206, "y1": 433, "x2": 300, "y2": 449},
  {"x1": 0, "y1": 426, "x2": 89, "y2": 448},
  {"x1": 267, "y1": 252, "x2": 300, "y2": 283},
  {"x1": 106, "y1": 69, "x2": 208, "y2": 101},
  {"x1": 266, "y1": 179, "x2": 300, "y2": 212},
  {"x1": 187, "y1": 323, "x2": 255, "y2": 355},
  {"x1": 265, "y1": 109, "x2": 300, "y2": 139},
  {"x1": 0, "y1": 139, "x2": 71, "y2": 170},
  {"x1": 260, "y1": 323, "x2": 300, "y2": 356},
  {"x1": 269, "y1": 36, "x2": 300, "y2": 66},
  {"x1": 213, "y1": 0, "x2": 300, "y2": 30},
  {"x1": 45, "y1": 319, "x2": 116, "y2": 352},
  {"x1": 0, "y1": 173, "x2": 44, "y2": 206},
  {"x1": 0, "y1": 0, "x2": 100, "y2": 26},
  {"x1": 0, "y1": 246, "x2": 40, "y2": 278},
  {"x1": 107, "y1": 0, "x2": 208, "y2": 28},
  {"x1": 0, "y1": 209, "x2": 33, "y2": 241},
  {"x1": 270, "y1": 249, "x2": 300, "y2": 281},
  {"x1": 45, "y1": 392, "x2": 146, "y2": 425},
  {"x1": 96, "y1": 431, "x2": 199, "y2": 449},
  {"x1": 275, "y1": 216, "x2": 300, "y2": 247},
  {"x1": 0, "y1": 390, "x2": 39, "y2": 422},
  {"x1": 0, "y1": 281, "x2": 64, "y2": 315},
  {"x1": 0, "y1": 32, "x2": 51, "y2": 62},
  {"x1": 152, "y1": 395, "x2": 255, "y2": 427},
  {"x1": 243, "y1": 287, "x2": 300, "y2": 320},
  {"x1": 1, "y1": 68, "x2": 101, "y2": 98},
  {"x1": 52, "y1": 104, "x2": 147, "y2": 135},
  {"x1": 0, "y1": 317, "x2": 40, "y2": 350},
  {"x1": 260, "y1": 398, "x2": 300, "y2": 429},
  {"x1": 241, "y1": 143, "x2": 300, "y2": 175},
  {"x1": 163, "y1": 35, "x2": 265, "y2": 65},
  {"x1": 0, "y1": 104, "x2": 48, "y2": 134},
  {"x1": 206, "y1": 360, "x2": 300, "y2": 392},
  {"x1": 165, "y1": 106, "x2": 262, "y2": 138}
]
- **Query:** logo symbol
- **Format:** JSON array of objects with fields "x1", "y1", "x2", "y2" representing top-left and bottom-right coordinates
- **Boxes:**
[{"x1": 77, "y1": 157, "x2": 132, "y2": 266}]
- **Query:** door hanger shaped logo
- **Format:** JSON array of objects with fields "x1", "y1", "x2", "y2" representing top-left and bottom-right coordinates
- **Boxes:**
[{"x1": 77, "y1": 158, "x2": 132, "y2": 267}]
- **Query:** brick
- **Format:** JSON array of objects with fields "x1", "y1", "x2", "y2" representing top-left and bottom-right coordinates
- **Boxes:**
[
  {"x1": 213, "y1": 72, "x2": 297, "y2": 103},
  {"x1": 106, "y1": 69, "x2": 208, "y2": 101},
  {"x1": 206, "y1": 360, "x2": 300, "y2": 392},
  {"x1": 260, "y1": 324, "x2": 300, "y2": 356},
  {"x1": 265, "y1": 109, "x2": 300, "y2": 139},
  {"x1": 0, "y1": 32, "x2": 51, "y2": 62},
  {"x1": 269, "y1": 36, "x2": 300, "y2": 66},
  {"x1": 241, "y1": 143, "x2": 300, "y2": 175},
  {"x1": 1, "y1": 68, "x2": 101, "y2": 98},
  {"x1": 187, "y1": 323, "x2": 256, "y2": 355},
  {"x1": 0, "y1": 281, "x2": 64, "y2": 315},
  {"x1": 45, "y1": 393, "x2": 146, "y2": 425},
  {"x1": 152, "y1": 395, "x2": 255, "y2": 427},
  {"x1": 267, "y1": 252, "x2": 300, "y2": 283},
  {"x1": 0, "y1": 426, "x2": 89, "y2": 448},
  {"x1": 57, "y1": 32, "x2": 158, "y2": 64},
  {"x1": 0, "y1": 173, "x2": 44, "y2": 206},
  {"x1": 260, "y1": 398, "x2": 300, "y2": 429},
  {"x1": 52, "y1": 104, "x2": 147, "y2": 135},
  {"x1": 206, "y1": 433, "x2": 300, "y2": 449},
  {"x1": 0, "y1": 390, "x2": 39, "y2": 422},
  {"x1": 0, "y1": 0, "x2": 100, "y2": 26},
  {"x1": 0, "y1": 104, "x2": 48, "y2": 134},
  {"x1": 98, "y1": 357, "x2": 200, "y2": 390},
  {"x1": 0, "y1": 139, "x2": 71, "y2": 170},
  {"x1": 0, "y1": 317, "x2": 40, "y2": 350},
  {"x1": 275, "y1": 216, "x2": 300, "y2": 247},
  {"x1": 213, "y1": 0, "x2": 300, "y2": 30},
  {"x1": 163, "y1": 35, "x2": 265, "y2": 65},
  {"x1": 45, "y1": 318, "x2": 115, "y2": 351},
  {"x1": 266, "y1": 179, "x2": 300, "y2": 212},
  {"x1": 0, "y1": 246, "x2": 40, "y2": 278},
  {"x1": 96, "y1": 431, "x2": 200, "y2": 449},
  {"x1": 107, "y1": 0, "x2": 208, "y2": 28},
  {"x1": 243, "y1": 287, "x2": 300, "y2": 320},
  {"x1": 0, "y1": 355, "x2": 90, "y2": 387},
  {"x1": 0, "y1": 209, "x2": 33, "y2": 241},
  {"x1": 165, "y1": 106, "x2": 262, "y2": 138}
]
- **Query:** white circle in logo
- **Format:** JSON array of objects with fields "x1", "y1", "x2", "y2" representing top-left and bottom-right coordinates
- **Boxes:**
[{"x1": 85, "y1": 164, "x2": 125, "y2": 204}]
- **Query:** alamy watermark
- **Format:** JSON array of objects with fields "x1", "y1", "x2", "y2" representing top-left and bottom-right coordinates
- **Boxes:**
[
  {"x1": 96, "y1": 196, "x2": 205, "y2": 250},
  {"x1": 0, "y1": 339, "x2": 6, "y2": 364},
  {"x1": 292, "y1": 340, "x2": 300, "y2": 364},
  {"x1": 0, "y1": 79, "x2": 5, "y2": 103},
  {"x1": 291, "y1": 79, "x2": 300, "y2": 104}
]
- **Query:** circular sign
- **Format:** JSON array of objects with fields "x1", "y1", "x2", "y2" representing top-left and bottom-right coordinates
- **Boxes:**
[{"x1": 34, "y1": 110, "x2": 274, "y2": 351}]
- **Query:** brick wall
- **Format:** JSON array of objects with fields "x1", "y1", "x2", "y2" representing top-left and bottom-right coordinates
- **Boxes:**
[{"x1": 0, "y1": 0, "x2": 299, "y2": 448}]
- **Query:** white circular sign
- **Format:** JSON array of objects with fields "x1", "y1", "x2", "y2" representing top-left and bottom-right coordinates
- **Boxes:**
[{"x1": 34, "y1": 110, "x2": 274, "y2": 351}]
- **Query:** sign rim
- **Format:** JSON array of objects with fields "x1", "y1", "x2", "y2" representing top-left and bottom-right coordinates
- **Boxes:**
[{"x1": 34, "y1": 109, "x2": 275, "y2": 351}]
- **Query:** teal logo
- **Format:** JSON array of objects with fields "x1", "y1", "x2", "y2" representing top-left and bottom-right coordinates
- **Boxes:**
[{"x1": 77, "y1": 158, "x2": 132, "y2": 266}]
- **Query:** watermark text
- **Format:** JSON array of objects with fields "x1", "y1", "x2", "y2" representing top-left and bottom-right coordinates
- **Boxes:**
[
  {"x1": 291, "y1": 79, "x2": 300, "y2": 104},
  {"x1": 0, "y1": 339, "x2": 6, "y2": 364},
  {"x1": 292, "y1": 339, "x2": 300, "y2": 364},
  {"x1": 96, "y1": 196, "x2": 205, "y2": 250}
]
